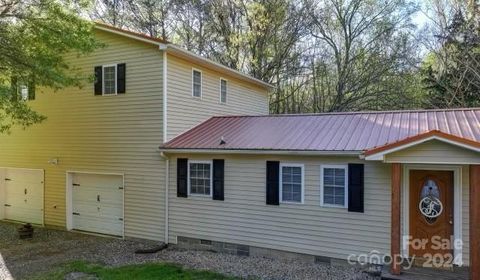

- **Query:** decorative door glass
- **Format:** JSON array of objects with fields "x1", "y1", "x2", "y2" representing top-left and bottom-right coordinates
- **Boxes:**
[{"x1": 419, "y1": 179, "x2": 443, "y2": 224}]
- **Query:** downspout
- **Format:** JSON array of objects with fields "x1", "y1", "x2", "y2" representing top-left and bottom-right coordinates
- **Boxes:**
[
  {"x1": 160, "y1": 152, "x2": 169, "y2": 244},
  {"x1": 160, "y1": 44, "x2": 168, "y2": 142},
  {"x1": 160, "y1": 44, "x2": 169, "y2": 244}
]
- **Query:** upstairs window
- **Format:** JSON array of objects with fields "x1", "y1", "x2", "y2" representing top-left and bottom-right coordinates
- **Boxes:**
[
  {"x1": 280, "y1": 164, "x2": 304, "y2": 203},
  {"x1": 192, "y1": 69, "x2": 202, "y2": 98},
  {"x1": 220, "y1": 78, "x2": 227, "y2": 103},
  {"x1": 188, "y1": 160, "x2": 212, "y2": 196},
  {"x1": 321, "y1": 165, "x2": 348, "y2": 207},
  {"x1": 103, "y1": 65, "x2": 117, "y2": 95},
  {"x1": 94, "y1": 63, "x2": 126, "y2": 96}
]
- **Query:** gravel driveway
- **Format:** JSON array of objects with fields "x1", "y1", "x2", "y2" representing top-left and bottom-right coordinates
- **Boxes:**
[{"x1": 0, "y1": 221, "x2": 375, "y2": 280}]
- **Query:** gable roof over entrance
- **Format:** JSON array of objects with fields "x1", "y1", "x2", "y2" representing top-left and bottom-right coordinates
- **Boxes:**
[{"x1": 161, "y1": 108, "x2": 480, "y2": 155}]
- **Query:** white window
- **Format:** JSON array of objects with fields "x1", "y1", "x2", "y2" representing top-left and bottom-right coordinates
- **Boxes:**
[
  {"x1": 220, "y1": 78, "x2": 227, "y2": 103},
  {"x1": 192, "y1": 69, "x2": 202, "y2": 98},
  {"x1": 321, "y1": 165, "x2": 348, "y2": 208},
  {"x1": 280, "y1": 164, "x2": 304, "y2": 203},
  {"x1": 188, "y1": 160, "x2": 212, "y2": 196},
  {"x1": 103, "y1": 65, "x2": 117, "y2": 95},
  {"x1": 20, "y1": 85, "x2": 28, "y2": 101}
]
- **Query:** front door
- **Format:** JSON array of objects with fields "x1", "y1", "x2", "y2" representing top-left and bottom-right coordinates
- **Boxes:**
[{"x1": 409, "y1": 170, "x2": 454, "y2": 261}]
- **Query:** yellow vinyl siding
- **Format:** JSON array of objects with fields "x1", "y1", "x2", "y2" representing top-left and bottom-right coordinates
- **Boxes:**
[
  {"x1": 167, "y1": 154, "x2": 391, "y2": 260},
  {"x1": 0, "y1": 30, "x2": 166, "y2": 241},
  {"x1": 385, "y1": 140, "x2": 480, "y2": 164},
  {"x1": 166, "y1": 54, "x2": 269, "y2": 141}
]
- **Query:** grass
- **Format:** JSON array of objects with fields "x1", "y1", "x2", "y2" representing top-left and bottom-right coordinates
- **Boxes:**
[{"x1": 31, "y1": 261, "x2": 239, "y2": 280}]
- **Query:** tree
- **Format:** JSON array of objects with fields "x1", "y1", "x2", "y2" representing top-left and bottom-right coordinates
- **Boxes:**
[
  {"x1": 305, "y1": 0, "x2": 421, "y2": 112},
  {"x1": 90, "y1": 0, "x2": 129, "y2": 27},
  {"x1": 0, "y1": 0, "x2": 98, "y2": 133},
  {"x1": 421, "y1": 0, "x2": 480, "y2": 108},
  {"x1": 124, "y1": 0, "x2": 173, "y2": 39}
]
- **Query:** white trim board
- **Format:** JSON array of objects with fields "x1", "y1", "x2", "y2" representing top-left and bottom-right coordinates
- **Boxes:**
[{"x1": 401, "y1": 164, "x2": 463, "y2": 266}]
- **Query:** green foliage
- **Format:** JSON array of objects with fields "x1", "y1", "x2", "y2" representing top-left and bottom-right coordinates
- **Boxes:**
[
  {"x1": 0, "y1": 0, "x2": 99, "y2": 133},
  {"x1": 31, "y1": 261, "x2": 240, "y2": 280},
  {"x1": 421, "y1": 8, "x2": 480, "y2": 108}
]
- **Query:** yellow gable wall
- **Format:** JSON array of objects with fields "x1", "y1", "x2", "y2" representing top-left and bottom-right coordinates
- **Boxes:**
[{"x1": 0, "y1": 30, "x2": 166, "y2": 241}]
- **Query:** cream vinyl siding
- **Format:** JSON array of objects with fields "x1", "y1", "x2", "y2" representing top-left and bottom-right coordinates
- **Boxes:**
[
  {"x1": 0, "y1": 30, "x2": 166, "y2": 241},
  {"x1": 385, "y1": 140, "x2": 480, "y2": 164},
  {"x1": 166, "y1": 54, "x2": 269, "y2": 141},
  {"x1": 168, "y1": 154, "x2": 391, "y2": 260}
]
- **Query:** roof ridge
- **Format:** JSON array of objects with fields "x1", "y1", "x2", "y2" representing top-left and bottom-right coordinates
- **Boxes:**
[{"x1": 210, "y1": 108, "x2": 480, "y2": 119}]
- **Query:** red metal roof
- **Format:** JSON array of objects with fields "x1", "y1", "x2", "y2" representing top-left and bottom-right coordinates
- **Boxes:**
[{"x1": 162, "y1": 108, "x2": 480, "y2": 152}]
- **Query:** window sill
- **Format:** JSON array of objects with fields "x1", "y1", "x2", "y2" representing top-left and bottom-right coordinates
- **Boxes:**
[
  {"x1": 281, "y1": 200, "x2": 304, "y2": 205},
  {"x1": 321, "y1": 204, "x2": 347, "y2": 209},
  {"x1": 188, "y1": 194, "x2": 212, "y2": 198}
]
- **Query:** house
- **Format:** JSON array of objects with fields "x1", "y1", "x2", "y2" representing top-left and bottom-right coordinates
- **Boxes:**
[
  {"x1": 159, "y1": 112, "x2": 480, "y2": 278},
  {"x1": 0, "y1": 23, "x2": 479, "y2": 279},
  {"x1": 0, "y1": 22, "x2": 270, "y2": 241}
]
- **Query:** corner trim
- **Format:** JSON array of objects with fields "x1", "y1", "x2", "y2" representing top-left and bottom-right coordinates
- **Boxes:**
[{"x1": 163, "y1": 51, "x2": 168, "y2": 142}]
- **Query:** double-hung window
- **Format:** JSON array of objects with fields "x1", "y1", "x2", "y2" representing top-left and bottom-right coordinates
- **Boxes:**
[
  {"x1": 220, "y1": 78, "x2": 227, "y2": 103},
  {"x1": 192, "y1": 69, "x2": 202, "y2": 98},
  {"x1": 321, "y1": 165, "x2": 348, "y2": 207},
  {"x1": 103, "y1": 65, "x2": 117, "y2": 95},
  {"x1": 280, "y1": 164, "x2": 304, "y2": 203},
  {"x1": 188, "y1": 160, "x2": 212, "y2": 196}
]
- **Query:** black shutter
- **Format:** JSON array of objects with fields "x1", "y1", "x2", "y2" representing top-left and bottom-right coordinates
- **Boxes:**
[
  {"x1": 266, "y1": 161, "x2": 280, "y2": 205},
  {"x1": 348, "y1": 163, "x2": 364, "y2": 213},
  {"x1": 94, "y1": 66, "x2": 102, "y2": 95},
  {"x1": 10, "y1": 76, "x2": 18, "y2": 101},
  {"x1": 177, "y1": 158, "x2": 188, "y2": 198},
  {"x1": 28, "y1": 76, "x2": 35, "y2": 100},
  {"x1": 212, "y1": 159, "x2": 224, "y2": 201},
  {"x1": 117, "y1": 63, "x2": 126, "y2": 94}
]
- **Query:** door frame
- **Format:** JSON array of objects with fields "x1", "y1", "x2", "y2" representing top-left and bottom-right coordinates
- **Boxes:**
[
  {"x1": 401, "y1": 164, "x2": 462, "y2": 265},
  {"x1": 0, "y1": 167, "x2": 45, "y2": 225},
  {"x1": 66, "y1": 170, "x2": 125, "y2": 238}
]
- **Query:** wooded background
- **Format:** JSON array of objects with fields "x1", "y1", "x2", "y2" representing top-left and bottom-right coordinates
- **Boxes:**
[
  {"x1": 88, "y1": 0, "x2": 480, "y2": 113},
  {"x1": 1, "y1": 0, "x2": 479, "y2": 133}
]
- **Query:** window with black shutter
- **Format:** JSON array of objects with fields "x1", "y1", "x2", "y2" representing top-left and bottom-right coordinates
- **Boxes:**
[{"x1": 94, "y1": 63, "x2": 126, "y2": 96}]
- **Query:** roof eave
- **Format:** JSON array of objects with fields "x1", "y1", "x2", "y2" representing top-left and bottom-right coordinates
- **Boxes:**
[
  {"x1": 93, "y1": 23, "x2": 273, "y2": 90},
  {"x1": 158, "y1": 148, "x2": 362, "y2": 156},
  {"x1": 165, "y1": 45, "x2": 274, "y2": 90}
]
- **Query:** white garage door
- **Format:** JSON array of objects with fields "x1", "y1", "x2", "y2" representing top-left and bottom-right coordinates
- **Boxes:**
[
  {"x1": 71, "y1": 173, "x2": 124, "y2": 236},
  {"x1": 3, "y1": 168, "x2": 44, "y2": 224}
]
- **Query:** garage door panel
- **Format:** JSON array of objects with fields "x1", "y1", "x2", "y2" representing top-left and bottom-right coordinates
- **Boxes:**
[
  {"x1": 3, "y1": 168, "x2": 44, "y2": 225},
  {"x1": 71, "y1": 173, "x2": 123, "y2": 237}
]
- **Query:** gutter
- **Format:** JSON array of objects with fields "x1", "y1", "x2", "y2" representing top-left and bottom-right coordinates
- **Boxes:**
[{"x1": 158, "y1": 148, "x2": 362, "y2": 156}]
